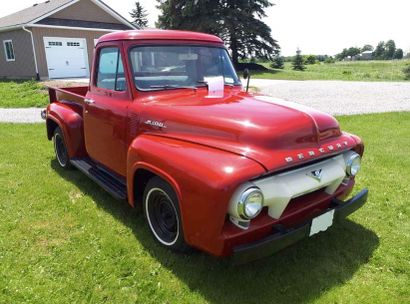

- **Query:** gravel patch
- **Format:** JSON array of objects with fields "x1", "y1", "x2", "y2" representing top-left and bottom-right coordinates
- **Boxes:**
[
  {"x1": 41, "y1": 78, "x2": 89, "y2": 88},
  {"x1": 250, "y1": 79, "x2": 410, "y2": 115}
]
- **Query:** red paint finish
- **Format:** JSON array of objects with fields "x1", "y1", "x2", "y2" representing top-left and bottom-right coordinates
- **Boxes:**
[
  {"x1": 127, "y1": 135, "x2": 265, "y2": 254},
  {"x1": 81, "y1": 41, "x2": 132, "y2": 176},
  {"x1": 45, "y1": 30, "x2": 366, "y2": 257},
  {"x1": 98, "y1": 29, "x2": 223, "y2": 44}
]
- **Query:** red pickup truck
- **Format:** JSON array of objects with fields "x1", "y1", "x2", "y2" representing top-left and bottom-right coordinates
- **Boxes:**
[{"x1": 43, "y1": 30, "x2": 368, "y2": 262}]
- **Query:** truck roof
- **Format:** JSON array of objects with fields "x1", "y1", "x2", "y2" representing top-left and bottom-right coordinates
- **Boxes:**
[{"x1": 98, "y1": 30, "x2": 223, "y2": 44}]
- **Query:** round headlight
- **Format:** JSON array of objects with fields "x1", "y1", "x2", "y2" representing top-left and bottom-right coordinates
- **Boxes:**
[
  {"x1": 346, "y1": 152, "x2": 361, "y2": 176},
  {"x1": 238, "y1": 188, "x2": 264, "y2": 220}
]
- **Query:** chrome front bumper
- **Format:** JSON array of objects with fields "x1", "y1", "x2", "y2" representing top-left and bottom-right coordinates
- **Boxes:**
[
  {"x1": 231, "y1": 188, "x2": 368, "y2": 264},
  {"x1": 230, "y1": 152, "x2": 358, "y2": 228}
]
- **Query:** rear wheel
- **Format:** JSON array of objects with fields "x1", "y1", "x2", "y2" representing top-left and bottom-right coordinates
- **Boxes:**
[
  {"x1": 143, "y1": 177, "x2": 189, "y2": 252},
  {"x1": 53, "y1": 127, "x2": 72, "y2": 169}
]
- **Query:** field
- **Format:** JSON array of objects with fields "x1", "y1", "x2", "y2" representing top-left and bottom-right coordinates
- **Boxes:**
[
  {"x1": 0, "y1": 112, "x2": 409, "y2": 303},
  {"x1": 253, "y1": 60, "x2": 410, "y2": 81}
]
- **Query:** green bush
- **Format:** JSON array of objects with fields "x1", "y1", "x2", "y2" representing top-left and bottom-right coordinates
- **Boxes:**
[{"x1": 403, "y1": 64, "x2": 410, "y2": 80}]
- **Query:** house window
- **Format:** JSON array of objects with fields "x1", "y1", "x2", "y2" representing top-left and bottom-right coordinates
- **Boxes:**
[
  {"x1": 67, "y1": 42, "x2": 80, "y2": 47},
  {"x1": 48, "y1": 41, "x2": 62, "y2": 46},
  {"x1": 3, "y1": 40, "x2": 15, "y2": 62}
]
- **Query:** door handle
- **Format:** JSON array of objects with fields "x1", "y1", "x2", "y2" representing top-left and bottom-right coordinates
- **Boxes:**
[{"x1": 84, "y1": 98, "x2": 95, "y2": 105}]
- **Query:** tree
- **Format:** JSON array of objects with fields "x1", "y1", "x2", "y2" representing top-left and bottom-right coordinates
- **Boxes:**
[
  {"x1": 336, "y1": 48, "x2": 348, "y2": 60},
  {"x1": 130, "y1": 1, "x2": 148, "y2": 29},
  {"x1": 346, "y1": 47, "x2": 361, "y2": 58},
  {"x1": 316, "y1": 55, "x2": 327, "y2": 62},
  {"x1": 362, "y1": 44, "x2": 374, "y2": 52},
  {"x1": 384, "y1": 40, "x2": 396, "y2": 59},
  {"x1": 292, "y1": 49, "x2": 305, "y2": 71},
  {"x1": 336, "y1": 47, "x2": 360, "y2": 60},
  {"x1": 305, "y1": 55, "x2": 317, "y2": 65},
  {"x1": 270, "y1": 55, "x2": 284, "y2": 69},
  {"x1": 156, "y1": 0, "x2": 280, "y2": 66},
  {"x1": 394, "y1": 48, "x2": 404, "y2": 60},
  {"x1": 373, "y1": 41, "x2": 385, "y2": 60}
]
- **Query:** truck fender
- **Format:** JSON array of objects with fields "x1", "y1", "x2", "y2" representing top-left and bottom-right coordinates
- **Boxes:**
[
  {"x1": 126, "y1": 134, "x2": 265, "y2": 254},
  {"x1": 46, "y1": 102, "x2": 86, "y2": 158}
]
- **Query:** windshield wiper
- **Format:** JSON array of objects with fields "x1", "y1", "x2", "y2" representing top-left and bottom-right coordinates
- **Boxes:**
[
  {"x1": 196, "y1": 81, "x2": 208, "y2": 87},
  {"x1": 149, "y1": 84, "x2": 197, "y2": 90}
]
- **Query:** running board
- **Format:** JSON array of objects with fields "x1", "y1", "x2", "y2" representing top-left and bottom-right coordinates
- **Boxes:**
[{"x1": 70, "y1": 158, "x2": 127, "y2": 200}]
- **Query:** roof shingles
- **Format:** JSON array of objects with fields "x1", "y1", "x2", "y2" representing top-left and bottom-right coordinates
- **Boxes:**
[{"x1": 0, "y1": 0, "x2": 74, "y2": 28}]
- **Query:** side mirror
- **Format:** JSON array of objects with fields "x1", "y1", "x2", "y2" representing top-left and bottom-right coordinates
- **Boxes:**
[
  {"x1": 243, "y1": 68, "x2": 250, "y2": 80},
  {"x1": 243, "y1": 68, "x2": 251, "y2": 92}
]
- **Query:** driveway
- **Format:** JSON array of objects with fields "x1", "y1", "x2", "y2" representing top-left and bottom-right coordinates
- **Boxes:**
[
  {"x1": 1, "y1": 79, "x2": 409, "y2": 123},
  {"x1": 250, "y1": 79, "x2": 410, "y2": 115}
]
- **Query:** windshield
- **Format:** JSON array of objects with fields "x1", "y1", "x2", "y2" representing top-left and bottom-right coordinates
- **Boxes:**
[{"x1": 129, "y1": 45, "x2": 241, "y2": 91}]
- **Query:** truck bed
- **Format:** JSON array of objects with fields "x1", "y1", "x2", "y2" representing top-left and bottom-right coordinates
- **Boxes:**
[{"x1": 48, "y1": 86, "x2": 88, "y2": 104}]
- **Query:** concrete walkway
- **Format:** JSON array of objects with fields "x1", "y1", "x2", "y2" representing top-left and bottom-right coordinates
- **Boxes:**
[{"x1": 0, "y1": 108, "x2": 44, "y2": 123}]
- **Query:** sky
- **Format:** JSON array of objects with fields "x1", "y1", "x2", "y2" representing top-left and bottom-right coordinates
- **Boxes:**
[{"x1": 1, "y1": 0, "x2": 409, "y2": 56}]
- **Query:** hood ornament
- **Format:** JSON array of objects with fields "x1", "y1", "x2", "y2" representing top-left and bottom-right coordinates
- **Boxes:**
[{"x1": 307, "y1": 169, "x2": 323, "y2": 182}]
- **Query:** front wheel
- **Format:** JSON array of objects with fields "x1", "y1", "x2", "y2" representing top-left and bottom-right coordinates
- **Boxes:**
[
  {"x1": 53, "y1": 127, "x2": 72, "y2": 169},
  {"x1": 143, "y1": 177, "x2": 190, "y2": 252}
]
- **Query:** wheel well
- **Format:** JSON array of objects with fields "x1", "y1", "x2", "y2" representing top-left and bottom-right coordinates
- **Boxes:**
[
  {"x1": 133, "y1": 169, "x2": 156, "y2": 207},
  {"x1": 46, "y1": 119, "x2": 58, "y2": 140}
]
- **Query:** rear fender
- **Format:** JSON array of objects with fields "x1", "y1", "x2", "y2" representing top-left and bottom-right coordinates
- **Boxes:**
[
  {"x1": 127, "y1": 134, "x2": 265, "y2": 255},
  {"x1": 46, "y1": 102, "x2": 86, "y2": 158}
]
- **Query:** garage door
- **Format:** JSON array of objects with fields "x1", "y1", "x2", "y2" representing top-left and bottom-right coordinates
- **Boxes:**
[{"x1": 44, "y1": 37, "x2": 89, "y2": 79}]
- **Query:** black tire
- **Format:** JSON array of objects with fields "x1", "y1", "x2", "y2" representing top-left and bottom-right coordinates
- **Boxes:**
[
  {"x1": 143, "y1": 176, "x2": 190, "y2": 252},
  {"x1": 53, "y1": 127, "x2": 72, "y2": 169}
]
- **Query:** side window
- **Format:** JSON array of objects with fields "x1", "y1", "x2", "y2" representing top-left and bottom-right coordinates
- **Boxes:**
[
  {"x1": 96, "y1": 47, "x2": 126, "y2": 91},
  {"x1": 3, "y1": 40, "x2": 15, "y2": 62}
]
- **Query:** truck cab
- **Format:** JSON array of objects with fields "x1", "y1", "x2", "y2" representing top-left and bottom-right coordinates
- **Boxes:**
[{"x1": 44, "y1": 30, "x2": 368, "y2": 262}]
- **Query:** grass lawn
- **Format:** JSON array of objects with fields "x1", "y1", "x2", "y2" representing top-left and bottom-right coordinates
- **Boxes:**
[
  {"x1": 253, "y1": 60, "x2": 410, "y2": 82},
  {"x1": 0, "y1": 112, "x2": 409, "y2": 303},
  {"x1": 0, "y1": 80, "x2": 48, "y2": 108}
]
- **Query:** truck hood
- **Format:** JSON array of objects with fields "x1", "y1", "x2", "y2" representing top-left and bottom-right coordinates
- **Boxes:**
[{"x1": 138, "y1": 89, "x2": 355, "y2": 172}]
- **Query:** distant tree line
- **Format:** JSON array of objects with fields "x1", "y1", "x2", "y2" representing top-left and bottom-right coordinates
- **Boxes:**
[
  {"x1": 336, "y1": 40, "x2": 404, "y2": 60},
  {"x1": 270, "y1": 52, "x2": 335, "y2": 71}
]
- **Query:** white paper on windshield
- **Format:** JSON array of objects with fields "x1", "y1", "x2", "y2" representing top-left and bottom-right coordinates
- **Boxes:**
[{"x1": 204, "y1": 76, "x2": 224, "y2": 98}]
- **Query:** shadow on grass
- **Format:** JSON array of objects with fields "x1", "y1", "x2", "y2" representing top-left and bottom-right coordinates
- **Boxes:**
[{"x1": 52, "y1": 160, "x2": 379, "y2": 304}]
